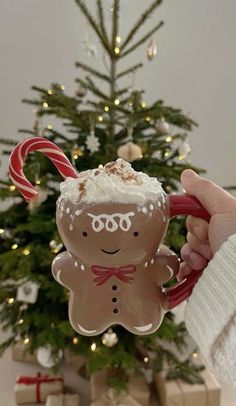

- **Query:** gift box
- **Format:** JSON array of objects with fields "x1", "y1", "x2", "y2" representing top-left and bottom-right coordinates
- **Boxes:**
[
  {"x1": 12, "y1": 340, "x2": 37, "y2": 364},
  {"x1": 90, "y1": 370, "x2": 150, "y2": 406},
  {"x1": 14, "y1": 372, "x2": 64, "y2": 404},
  {"x1": 46, "y1": 393, "x2": 80, "y2": 406},
  {"x1": 154, "y1": 367, "x2": 221, "y2": 406}
]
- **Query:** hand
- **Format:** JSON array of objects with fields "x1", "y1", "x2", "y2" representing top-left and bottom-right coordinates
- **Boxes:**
[{"x1": 178, "y1": 170, "x2": 236, "y2": 281}]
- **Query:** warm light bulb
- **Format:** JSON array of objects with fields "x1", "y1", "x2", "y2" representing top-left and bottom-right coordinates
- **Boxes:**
[
  {"x1": 165, "y1": 136, "x2": 172, "y2": 143},
  {"x1": 114, "y1": 99, "x2": 120, "y2": 106},
  {"x1": 178, "y1": 154, "x2": 184, "y2": 160},
  {"x1": 0, "y1": 229, "x2": 5, "y2": 234},
  {"x1": 114, "y1": 47, "x2": 120, "y2": 54},
  {"x1": 47, "y1": 124, "x2": 53, "y2": 130},
  {"x1": 145, "y1": 116, "x2": 151, "y2": 122},
  {"x1": 192, "y1": 352, "x2": 198, "y2": 359},
  {"x1": 18, "y1": 319, "x2": 24, "y2": 325},
  {"x1": 144, "y1": 356, "x2": 149, "y2": 363},
  {"x1": 91, "y1": 343, "x2": 96, "y2": 352},
  {"x1": 98, "y1": 164, "x2": 104, "y2": 169},
  {"x1": 73, "y1": 154, "x2": 79, "y2": 160},
  {"x1": 102, "y1": 338, "x2": 107, "y2": 345},
  {"x1": 8, "y1": 298, "x2": 15, "y2": 304},
  {"x1": 98, "y1": 115, "x2": 103, "y2": 122},
  {"x1": 73, "y1": 337, "x2": 79, "y2": 345},
  {"x1": 48, "y1": 89, "x2": 53, "y2": 95},
  {"x1": 116, "y1": 36, "x2": 121, "y2": 43},
  {"x1": 61, "y1": 85, "x2": 66, "y2": 90},
  {"x1": 164, "y1": 151, "x2": 170, "y2": 157},
  {"x1": 141, "y1": 102, "x2": 146, "y2": 108},
  {"x1": 53, "y1": 248, "x2": 59, "y2": 254},
  {"x1": 23, "y1": 249, "x2": 30, "y2": 256},
  {"x1": 11, "y1": 244, "x2": 18, "y2": 250},
  {"x1": 9, "y1": 185, "x2": 16, "y2": 192},
  {"x1": 104, "y1": 106, "x2": 109, "y2": 112},
  {"x1": 43, "y1": 102, "x2": 48, "y2": 109},
  {"x1": 24, "y1": 337, "x2": 30, "y2": 345},
  {"x1": 35, "y1": 179, "x2": 41, "y2": 185}
]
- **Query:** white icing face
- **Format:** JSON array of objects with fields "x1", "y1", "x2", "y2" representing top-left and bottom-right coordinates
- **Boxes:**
[
  {"x1": 87, "y1": 212, "x2": 135, "y2": 232},
  {"x1": 59, "y1": 158, "x2": 164, "y2": 205}
]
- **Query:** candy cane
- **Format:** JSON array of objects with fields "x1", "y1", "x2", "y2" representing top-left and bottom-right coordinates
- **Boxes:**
[{"x1": 9, "y1": 137, "x2": 78, "y2": 202}]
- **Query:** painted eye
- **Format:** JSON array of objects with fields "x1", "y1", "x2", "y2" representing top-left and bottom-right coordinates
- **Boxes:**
[
  {"x1": 82, "y1": 231, "x2": 88, "y2": 237},
  {"x1": 133, "y1": 231, "x2": 139, "y2": 237}
]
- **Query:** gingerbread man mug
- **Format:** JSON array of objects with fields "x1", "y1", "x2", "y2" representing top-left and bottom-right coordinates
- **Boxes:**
[{"x1": 9, "y1": 137, "x2": 210, "y2": 336}]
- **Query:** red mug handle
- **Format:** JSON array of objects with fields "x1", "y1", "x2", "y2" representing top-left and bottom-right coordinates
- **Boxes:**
[{"x1": 164, "y1": 194, "x2": 210, "y2": 310}]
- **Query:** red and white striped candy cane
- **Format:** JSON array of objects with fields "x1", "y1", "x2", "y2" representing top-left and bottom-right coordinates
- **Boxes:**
[{"x1": 9, "y1": 137, "x2": 78, "y2": 202}]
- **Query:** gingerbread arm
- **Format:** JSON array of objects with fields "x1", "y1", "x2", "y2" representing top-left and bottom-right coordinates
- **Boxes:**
[
  {"x1": 52, "y1": 251, "x2": 77, "y2": 289},
  {"x1": 153, "y1": 246, "x2": 180, "y2": 286}
]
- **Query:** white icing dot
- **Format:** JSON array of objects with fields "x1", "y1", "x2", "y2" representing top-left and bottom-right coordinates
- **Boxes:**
[
  {"x1": 149, "y1": 204, "x2": 154, "y2": 211},
  {"x1": 142, "y1": 207, "x2": 148, "y2": 214},
  {"x1": 151, "y1": 258, "x2": 155, "y2": 264},
  {"x1": 66, "y1": 207, "x2": 70, "y2": 214},
  {"x1": 75, "y1": 210, "x2": 82, "y2": 216},
  {"x1": 144, "y1": 261, "x2": 148, "y2": 268},
  {"x1": 69, "y1": 224, "x2": 73, "y2": 231},
  {"x1": 81, "y1": 264, "x2": 85, "y2": 271},
  {"x1": 74, "y1": 261, "x2": 78, "y2": 267}
]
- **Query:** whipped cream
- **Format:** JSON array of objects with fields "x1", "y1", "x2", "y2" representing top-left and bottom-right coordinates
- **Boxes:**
[{"x1": 60, "y1": 158, "x2": 164, "y2": 205}]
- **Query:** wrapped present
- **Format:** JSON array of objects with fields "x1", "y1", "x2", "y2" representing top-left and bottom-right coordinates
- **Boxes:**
[
  {"x1": 46, "y1": 393, "x2": 80, "y2": 406},
  {"x1": 14, "y1": 372, "x2": 64, "y2": 404},
  {"x1": 154, "y1": 367, "x2": 221, "y2": 406},
  {"x1": 91, "y1": 370, "x2": 150, "y2": 406},
  {"x1": 12, "y1": 340, "x2": 37, "y2": 364}
]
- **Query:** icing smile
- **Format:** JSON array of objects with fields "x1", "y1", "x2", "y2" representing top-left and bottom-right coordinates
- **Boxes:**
[{"x1": 101, "y1": 248, "x2": 121, "y2": 255}]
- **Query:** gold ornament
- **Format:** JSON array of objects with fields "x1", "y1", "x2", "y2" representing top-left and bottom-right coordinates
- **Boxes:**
[
  {"x1": 117, "y1": 142, "x2": 142, "y2": 162},
  {"x1": 147, "y1": 39, "x2": 157, "y2": 61},
  {"x1": 102, "y1": 328, "x2": 118, "y2": 348},
  {"x1": 72, "y1": 147, "x2": 84, "y2": 160}
]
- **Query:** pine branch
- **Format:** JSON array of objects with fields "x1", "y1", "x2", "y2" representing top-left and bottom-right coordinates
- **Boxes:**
[
  {"x1": 121, "y1": 21, "x2": 164, "y2": 58},
  {"x1": 75, "y1": 62, "x2": 110, "y2": 83},
  {"x1": 84, "y1": 77, "x2": 109, "y2": 100},
  {"x1": 116, "y1": 63, "x2": 143, "y2": 79},
  {"x1": 112, "y1": 0, "x2": 120, "y2": 52},
  {"x1": 96, "y1": 0, "x2": 110, "y2": 49},
  {"x1": 75, "y1": 0, "x2": 111, "y2": 55},
  {"x1": 0, "y1": 138, "x2": 18, "y2": 146},
  {"x1": 121, "y1": 0, "x2": 163, "y2": 51}
]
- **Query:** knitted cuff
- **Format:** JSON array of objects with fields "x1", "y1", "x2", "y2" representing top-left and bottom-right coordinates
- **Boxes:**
[{"x1": 184, "y1": 233, "x2": 236, "y2": 361}]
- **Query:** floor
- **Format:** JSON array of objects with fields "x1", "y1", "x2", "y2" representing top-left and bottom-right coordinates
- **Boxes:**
[{"x1": 0, "y1": 330, "x2": 236, "y2": 405}]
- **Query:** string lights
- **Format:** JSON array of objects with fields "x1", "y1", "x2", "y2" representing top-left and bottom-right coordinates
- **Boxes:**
[{"x1": 90, "y1": 343, "x2": 96, "y2": 352}]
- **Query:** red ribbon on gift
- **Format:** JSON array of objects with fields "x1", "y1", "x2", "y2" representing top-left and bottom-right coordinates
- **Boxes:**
[
  {"x1": 91, "y1": 265, "x2": 136, "y2": 286},
  {"x1": 16, "y1": 372, "x2": 64, "y2": 403}
]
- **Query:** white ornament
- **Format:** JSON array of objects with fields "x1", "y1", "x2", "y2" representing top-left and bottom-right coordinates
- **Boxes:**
[
  {"x1": 147, "y1": 39, "x2": 157, "y2": 61},
  {"x1": 117, "y1": 141, "x2": 142, "y2": 162},
  {"x1": 86, "y1": 134, "x2": 100, "y2": 153},
  {"x1": 36, "y1": 346, "x2": 63, "y2": 368},
  {"x1": 28, "y1": 187, "x2": 48, "y2": 212},
  {"x1": 102, "y1": 328, "x2": 118, "y2": 347},
  {"x1": 178, "y1": 141, "x2": 191, "y2": 159},
  {"x1": 155, "y1": 119, "x2": 170, "y2": 135},
  {"x1": 17, "y1": 281, "x2": 40, "y2": 304}
]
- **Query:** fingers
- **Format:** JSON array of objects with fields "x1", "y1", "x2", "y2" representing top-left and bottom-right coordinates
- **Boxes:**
[
  {"x1": 181, "y1": 243, "x2": 209, "y2": 270},
  {"x1": 177, "y1": 262, "x2": 192, "y2": 281},
  {"x1": 181, "y1": 170, "x2": 235, "y2": 216},
  {"x1": 186, "y1": 215, "x2": 209, "y2": 242},
  {"x1": 186, "y1": 232, "x2": 213, "y2": 260}
]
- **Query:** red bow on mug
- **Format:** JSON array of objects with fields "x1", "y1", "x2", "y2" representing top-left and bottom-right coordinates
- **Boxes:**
[{"x1": 91, "y1": 265, "x2": 136, "y2": 286}]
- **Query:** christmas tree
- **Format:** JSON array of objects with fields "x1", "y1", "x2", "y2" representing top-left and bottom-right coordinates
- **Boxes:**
[{"x1": 0, "y1": 0, "x2": 204, "y2": 389}]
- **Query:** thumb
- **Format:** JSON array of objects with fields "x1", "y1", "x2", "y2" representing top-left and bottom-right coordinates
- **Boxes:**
[{"x1": 181, "y1": 169, "x2": 235, "y2": 216}]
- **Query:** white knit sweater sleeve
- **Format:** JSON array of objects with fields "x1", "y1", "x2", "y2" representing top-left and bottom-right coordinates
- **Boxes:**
[{"x1": 184, "y1": 233, "x2": 236, "y2": 386}]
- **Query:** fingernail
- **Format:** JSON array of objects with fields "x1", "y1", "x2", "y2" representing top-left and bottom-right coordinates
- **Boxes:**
[{"x1": 182, "y1": 169, "x2": 196, "y2": 178}]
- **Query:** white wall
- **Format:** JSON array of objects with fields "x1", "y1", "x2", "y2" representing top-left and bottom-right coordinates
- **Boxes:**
[{"x1": 0, "y1": 0, "x2": 235, "y2": 186}]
